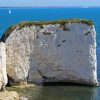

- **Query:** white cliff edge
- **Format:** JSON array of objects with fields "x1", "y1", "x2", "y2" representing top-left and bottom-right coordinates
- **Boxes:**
[
  {"x1": 0, "y1": 42, "x2": 7, "y2": 90},
  {"x1": 1, "y1": 20, "x2": 98, "y2": 86}
]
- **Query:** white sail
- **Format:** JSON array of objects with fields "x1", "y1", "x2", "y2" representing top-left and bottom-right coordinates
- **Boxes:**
[{"x1": 9, "y1": 9, "x2": 11, "y2": 14}]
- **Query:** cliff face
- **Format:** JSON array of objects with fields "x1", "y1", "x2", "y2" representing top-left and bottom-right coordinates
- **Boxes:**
[
  {"x1": 3, "y1": 19, "x2": 98, "y2": 86},
  {"x1": 0, "y1": 42, "x2": 7, "y2": 89}
]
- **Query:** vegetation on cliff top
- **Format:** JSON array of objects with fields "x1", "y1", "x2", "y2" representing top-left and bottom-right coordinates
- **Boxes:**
[{"x1": 1, "y1": 19, "x2": 93, "y2": 42}]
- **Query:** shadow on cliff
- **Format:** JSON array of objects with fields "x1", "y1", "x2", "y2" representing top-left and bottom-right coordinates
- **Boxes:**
[
  {"x1": 27, "y1": 48, "x2": 98, "y2": 87},
  {"x1": 28, "y1": 53, "x2": 43, "y2": 85},
  {"x1": 27, "y1": 53, "x2": 95, "y2": 87}
]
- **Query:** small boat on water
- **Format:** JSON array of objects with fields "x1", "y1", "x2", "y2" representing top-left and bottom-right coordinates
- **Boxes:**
[{"x1": 9, "y1": 9, "x2": 11, "y2": 14}]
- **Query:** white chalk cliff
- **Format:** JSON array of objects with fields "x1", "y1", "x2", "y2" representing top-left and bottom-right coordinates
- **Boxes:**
[
  {"x1": 1, "y1": 19, "x2": 98, "y2": 86},
  {"x1": 0, "y1": 42, "x2": 7, "y2": 90}
]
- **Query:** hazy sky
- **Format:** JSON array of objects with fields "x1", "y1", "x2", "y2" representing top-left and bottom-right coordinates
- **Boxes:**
[{"x1": 0, "y1": 0, "x2": 100, "y2": 7}]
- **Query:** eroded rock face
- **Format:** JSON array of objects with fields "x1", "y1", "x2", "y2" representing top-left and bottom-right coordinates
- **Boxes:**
[
  {"x1": 0, "y1": 42, "x2": 8, "y2": 90},
  {"x1": 5, "y1": 23, "x2": 98, "y2": 86}
]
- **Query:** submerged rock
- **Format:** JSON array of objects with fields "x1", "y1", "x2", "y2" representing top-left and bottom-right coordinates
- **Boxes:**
[
  {"x1": 1, "y1": 19, "x2": 98, "y2": 86},
  {"x1": 0, "y1": 91, "x2": 19, "y2": 100}
]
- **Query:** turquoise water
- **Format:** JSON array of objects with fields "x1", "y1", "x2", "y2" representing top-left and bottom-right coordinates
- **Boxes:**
[
  {"x1": 0, "y1": 7, "x2": 100, "y2": 100},
  {"x1": 31, "y1": 86, "x2": 100, "y2": 100}
]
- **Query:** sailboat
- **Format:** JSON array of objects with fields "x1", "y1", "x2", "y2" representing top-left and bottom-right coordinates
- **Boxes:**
[{"x1": 9, "y1": 9, "x2": 11, "y2": 14}]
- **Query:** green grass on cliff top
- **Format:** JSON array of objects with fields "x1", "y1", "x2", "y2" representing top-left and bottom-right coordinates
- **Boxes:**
[{"x1": 1, "y1": 19, "x2": 93, "y2": 42}]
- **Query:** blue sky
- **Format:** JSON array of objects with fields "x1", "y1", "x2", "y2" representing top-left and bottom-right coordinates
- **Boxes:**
[{"x1": 0, "y1": 0, "x2": 100, "y2": 7}]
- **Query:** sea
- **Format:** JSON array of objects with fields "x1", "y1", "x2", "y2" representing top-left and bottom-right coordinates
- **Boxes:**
[{"x1": 0, "y1": 7, "x2": 100, "y2": 100}]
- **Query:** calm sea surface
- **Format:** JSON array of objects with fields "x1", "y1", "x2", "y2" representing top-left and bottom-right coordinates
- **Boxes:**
[{"x1": 0, "y1": 7, "x2": 100, "y2": 100}]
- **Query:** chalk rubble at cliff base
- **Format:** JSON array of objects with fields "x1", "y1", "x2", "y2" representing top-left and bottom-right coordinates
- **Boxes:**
[{"x1": 0, "y1": 91, "x2": 19, "y2": 100}]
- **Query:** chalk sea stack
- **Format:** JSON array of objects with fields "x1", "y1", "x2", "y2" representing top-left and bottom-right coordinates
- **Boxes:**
[{"x1": 0, "y1": 19, "x2": 98, "y2": 87}]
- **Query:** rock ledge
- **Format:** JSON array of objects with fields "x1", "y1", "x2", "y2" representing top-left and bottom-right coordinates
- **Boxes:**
[{"x1": 0, "y1": 91, "x2": 19, "y2": 100}]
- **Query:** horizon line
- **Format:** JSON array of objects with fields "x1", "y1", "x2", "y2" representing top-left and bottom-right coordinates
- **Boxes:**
[{"x1": 0, "y1": 6, "x2": 100, "y2": 8}]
